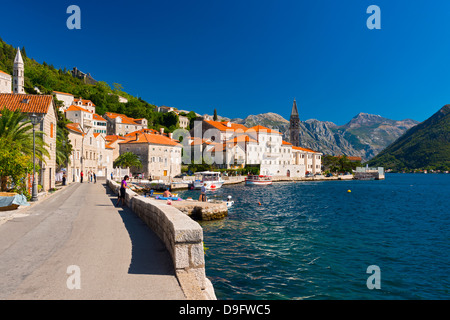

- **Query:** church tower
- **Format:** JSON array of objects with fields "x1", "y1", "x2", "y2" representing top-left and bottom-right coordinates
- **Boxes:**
[
  {"x1": 289, "y1": 99, "x2": 300, "y2": 147},
  {"x1": 13, "y1": 48, "x2": 25, "y2": 94}
]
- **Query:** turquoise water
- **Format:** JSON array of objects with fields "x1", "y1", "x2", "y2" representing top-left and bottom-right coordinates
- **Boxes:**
[{"x1": 178, "y1": 174, "x2": 450, "y2": 300}]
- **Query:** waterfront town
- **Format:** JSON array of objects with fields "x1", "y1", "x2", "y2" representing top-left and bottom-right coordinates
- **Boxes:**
[{"x1": 0, "y1": 48, "x2": 324, "y2": 194}]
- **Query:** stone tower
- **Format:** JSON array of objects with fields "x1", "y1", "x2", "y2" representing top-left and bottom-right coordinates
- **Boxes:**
[
  {"x1": 13, "y1": 48, "x2": 25, "y2": 94},
  {"x1": 289, "y1": 99, "x2": 300, "y2": 147}
]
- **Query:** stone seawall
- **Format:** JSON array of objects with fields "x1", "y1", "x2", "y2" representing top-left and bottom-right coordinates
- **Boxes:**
[{"x1": 107, "y1": 179, "x2": 216, "y2": 300}]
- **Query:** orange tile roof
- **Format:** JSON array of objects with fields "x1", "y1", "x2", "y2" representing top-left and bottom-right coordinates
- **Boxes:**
[
  {"x1": 74, "y1": 97, "x2": 95, "y2": 106},
  {"x1": 104, "y1": 112, "x2": 145, "y2": 125},
  {"x1": 66, "y1": 104, "x2": 90, "y2": 112},
  {"x1": 66, "y1": 123, "x2": 84, "y2": 135},
  {"x1": 93, "y1": 113, "x2": 106, "y2": 121},
  {"x1": 282, "y1": 140, "x2": 292, "y2": 145},
  {"x1": 224, "y1": 135, "x2": 257, "y2": 144},
  {"x1": 292, "y1": 146, "x2": 319, "y2": 153},
  {"x1": 246, "y1": 125, "x2": 281, "y2": 135},
  {"x1": 105, "y1": 134, "x2": 127, "y2": 142},
  {"x1": 119, "y1": 132, "x2": 181, "y2": 147},
  {"x1": 0, "y1": 69, "x2": 10, "y2": 76},
  {"x1": 0, "y1": 94, "x2": 53, "y2": 114},
  {"x1": 53, "y1": 91, "x2": 73, "y2": 96},
  {"x1": 204, "y1": 120, "x2": 249, "y2": 132},
  {"x1": 124, "y1": 128, "x2": 164, "y2": 137}
]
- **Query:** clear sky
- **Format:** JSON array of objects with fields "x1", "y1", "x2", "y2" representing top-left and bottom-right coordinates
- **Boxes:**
[{"x1": 1, "y1": 0, "x2": 450, "y2": 125}]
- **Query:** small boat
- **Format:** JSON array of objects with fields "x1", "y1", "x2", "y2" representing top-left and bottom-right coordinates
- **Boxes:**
[
  {"x1": 192, "y1": 171, "x2": 225, "y2": 190},
  {"x1": 245, "y1": 175, "x2": 272, "y2": 185}
]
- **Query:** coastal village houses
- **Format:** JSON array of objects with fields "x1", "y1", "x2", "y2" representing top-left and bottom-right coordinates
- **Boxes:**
[
  {"x1": 0, "y1": 93, "x2": 57, "y2": 191},
  {"x1": 118, "y1": 131, "x2": 182, "y2": 180},
  {"x1": 66, "y1": 122, "x2": 113, "y2": 182},
  {"x1": 104, "y1": 112, "x2": 148, "y2": 136},
  {"x1": 188, "y1": 102, "x2": 322, "y2": 177},
  {"x1": 0, "y1": 49, "x2": 57, "y2": 192}
]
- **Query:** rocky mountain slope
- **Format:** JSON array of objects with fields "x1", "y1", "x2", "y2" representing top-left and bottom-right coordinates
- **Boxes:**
[
  {"x1": 231, "y1": 112, "x2": 419, "y2": 161},
  {"x1": 367, "y1": 105, "x2": 450, "y2": 170}
]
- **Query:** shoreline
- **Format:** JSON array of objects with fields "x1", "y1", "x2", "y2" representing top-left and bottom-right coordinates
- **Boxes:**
[{"x1": 169, "y1": 174, "x2": 356, "y2": 190}]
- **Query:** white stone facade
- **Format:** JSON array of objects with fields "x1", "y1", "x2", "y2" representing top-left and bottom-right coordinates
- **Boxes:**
[{"x1": 0, "y1": 70, "x2": 12, "y2": 93}]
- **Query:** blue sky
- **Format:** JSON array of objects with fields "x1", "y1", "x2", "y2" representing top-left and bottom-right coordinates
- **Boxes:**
[{"x1": 1, "y1": 0, "x2": 450, "y2": 125}]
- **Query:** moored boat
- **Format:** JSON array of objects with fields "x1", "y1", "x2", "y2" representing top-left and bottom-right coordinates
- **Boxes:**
[
  {"x1": 192, "y1": 171, "x2": 224, "y2": 190},
  {"x1": 245, "y1": 175, "x2": 272, "y2": 185}
]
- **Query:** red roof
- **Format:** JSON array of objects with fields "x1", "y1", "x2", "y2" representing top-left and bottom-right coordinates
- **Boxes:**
[
  {"x1": 66, "y1": 123, "x2": 84, "y2": 135},
  {"x1": 119, "y1": 132, "x2": 181, "y2": 147},
  {"x1": 292, "y1": 146, "x2": 319, "y2": 153},
  {"x1": 0, "y1": 94, "x2": 53, "y2": 114},
  {"x1": 246, "y1": 125, "x2": 281, "y2": 135}
]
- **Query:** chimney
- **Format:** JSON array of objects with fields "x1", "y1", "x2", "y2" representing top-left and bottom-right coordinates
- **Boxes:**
[
  {"x1": 169, "y1": 132, "x2": 173, "y2": 139},
  {"x1": 135, "y1": 132, "x2": 139, "y2": 141},
  {"x1": 160, "y1": 127, "x2": 164, "y2": 135}
]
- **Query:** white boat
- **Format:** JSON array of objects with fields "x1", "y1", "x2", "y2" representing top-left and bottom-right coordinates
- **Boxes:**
[
  {"x1": 245, "y1": 175, "x2": 273, "y2": 185},
  {"x1": 192, "y1": 171, "x2": 225, "y2": 190}
]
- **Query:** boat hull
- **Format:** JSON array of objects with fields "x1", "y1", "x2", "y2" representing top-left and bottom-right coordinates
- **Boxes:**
[
  {"x1": 193, "y1": 180, "x2": 225, "y2": 190},
  {"x1": 245, "y1": 180, "x2": 272, "y2": 185}
]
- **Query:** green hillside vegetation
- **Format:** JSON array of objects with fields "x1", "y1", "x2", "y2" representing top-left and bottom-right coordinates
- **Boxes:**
[
  {"x1": 367, "y1": 105, "x2": 450, "y2": 171},
  {"x1": 0, "y1": 37, "x2": 193, "y2": 133}
]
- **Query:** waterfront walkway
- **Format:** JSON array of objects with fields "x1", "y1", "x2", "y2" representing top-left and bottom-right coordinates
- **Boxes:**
[{"x1": 0, "y1": 181, "x2": 186, "y2": 299}]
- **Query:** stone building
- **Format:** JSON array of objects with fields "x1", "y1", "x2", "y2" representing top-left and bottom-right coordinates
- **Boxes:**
[
  {"x1": 104, "y1": 112, "x2": 148, "y2": 136},
  {"x1": 53, "y1": 91, "x2": 74, "y2": 111},
  {"x1": 0, "y1": 93, "x2": 57, "y2": 191},
  {"x1": 118, "y1": 132, "x2": 182, "y2": 179},
  {"x1": 66, "y1": 123, "x2": 113, "y2": 181},
  {"x1": 0, "y1": 69, "x2": 12, "y2": 93}
]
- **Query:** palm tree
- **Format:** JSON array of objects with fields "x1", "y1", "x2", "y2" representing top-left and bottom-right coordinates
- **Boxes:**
[
  {"x1": 0, "y1": 107, "x2": 49, "y2": 161},
  {"x1": 113, "y1": 152, "x2": 142, "y2": 170},
  {"x1": 0, "y1": 107, "x2": 50, "y2": 191}
]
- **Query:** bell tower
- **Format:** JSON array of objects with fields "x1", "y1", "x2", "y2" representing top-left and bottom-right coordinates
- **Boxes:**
[
  {"x1": 289, "y1": 99, "x2": 300, "y2": 147},
  {"x1": 13, "y1": 48, "x2": 25, "y2": 94}
]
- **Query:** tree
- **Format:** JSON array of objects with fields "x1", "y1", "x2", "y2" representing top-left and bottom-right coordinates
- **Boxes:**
[
  {"x1": 113, "y1": 152, "x2": 142, "y2": 170},
  {"x1": 0, "y1": 108, "x2": 49, "y2": 192},
  {"x1": 213, "y1": 108, "x2": 218, "y2": 121},
  {"x1": 0, "y1": 140, "x2": 34, "y2": 192},
  {"x1": 0, "y1": 107, "x2": 49, "y2": 162}
]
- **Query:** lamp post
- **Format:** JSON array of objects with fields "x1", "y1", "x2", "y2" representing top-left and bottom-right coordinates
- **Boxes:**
[{"x1": 29, "y1": 113, "x2": 43, "y2": 201}]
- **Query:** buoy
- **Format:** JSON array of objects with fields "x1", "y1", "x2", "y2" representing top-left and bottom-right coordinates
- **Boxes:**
[
  {"x1": 347, "y1": 190, "x2": 351, "y2": 193},
  {"x1": 258, "y1": 202, "x2": 262, "y2": 205}
]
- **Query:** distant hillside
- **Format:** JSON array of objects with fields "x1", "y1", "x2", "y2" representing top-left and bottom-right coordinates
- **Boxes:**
[
  {"x1": 232, "y1": 112, "x2": 418, "y2": 161},
  {"x1": 0, "y1": 37, "x2": 182, "y2": 132},
  {"x1": 367, "y1": 105, "x2": 450, "y2": 171}
]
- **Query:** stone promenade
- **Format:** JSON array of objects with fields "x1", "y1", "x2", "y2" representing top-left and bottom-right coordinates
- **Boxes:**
[{"x1": 0, "y1": 181, "x2": 186, "y2": 299}]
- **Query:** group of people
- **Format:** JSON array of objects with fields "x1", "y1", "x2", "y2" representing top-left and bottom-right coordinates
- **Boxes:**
[{"x1": 80, "y1": 170, "x2": 97, "y2": 183}]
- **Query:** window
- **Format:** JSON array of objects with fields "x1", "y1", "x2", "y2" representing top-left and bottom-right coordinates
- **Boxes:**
[{"x1": 50, "y1": 123, "x2": 54, "y2": 138}]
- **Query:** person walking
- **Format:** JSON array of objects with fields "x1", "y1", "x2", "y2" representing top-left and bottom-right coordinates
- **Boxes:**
[
  {"x1": 80, "y1": 171, "x2": 84, "y2": 183},
  {"x1": 93, "y1": 172, "x2": 97, "y2": 183},
  {"x1": 116, "y1": 175, "x2": 129, "y2": 207},
  {"x1": 200, "y1": 183, "x2": 207, "y2": 202}
]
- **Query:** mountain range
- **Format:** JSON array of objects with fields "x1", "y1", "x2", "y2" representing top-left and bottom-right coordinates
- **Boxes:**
[
  {"x1": 230, "y1": 112, "x2": 419, "y2": 161},
  {"x1": 367, "y1": 105, "x2": 450, "y2": 170}
]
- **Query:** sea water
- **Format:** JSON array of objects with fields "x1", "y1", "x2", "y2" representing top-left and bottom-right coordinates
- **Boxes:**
[{"x1": 177, "y1": 174, "x2": 450, "y2": 300}]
